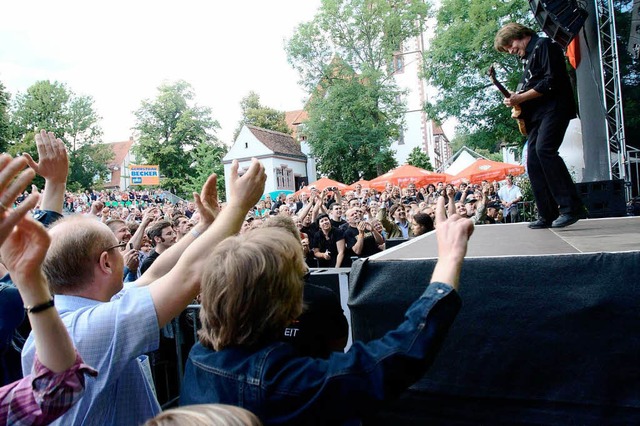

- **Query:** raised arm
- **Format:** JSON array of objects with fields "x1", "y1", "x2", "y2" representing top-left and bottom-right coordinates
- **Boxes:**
[
  {"x1": 23, "y1": 130, "x2": 69, "y2": 214},
  {"x1": 135, "y1": 178, "x2": 219, "y2": 286},
  {"x1": 129, "y1": 207, "x2": 158, "y2": 250},
  {"x1": 446, "y1": 185, "x2": 457, "y2": 218},
  {"x1": 431, "y1": 196, "x2": 474, "y2": 290},
  {"x1": 296, "y1": 197, "x2": 314, "y2": 222},
  {"x1": 148, "y1": 159, "x2": 266, "y2": 327}
]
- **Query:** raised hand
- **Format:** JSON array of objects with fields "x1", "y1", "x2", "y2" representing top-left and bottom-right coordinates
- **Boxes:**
[
  {"x1": 89, "y1": 201, "x2": 104, "y2": 216},
  {"x1": 23, "y1": 130, "x2": 69, "y2": 184},
  {"x1": 446, "y1": 186, "x2": 455, "y2": 199},
  {"x1": 194, "y1": 174, "x2": 220, "y2": 226},
  {"x1": 123, "y1": 248, "x2": 139, "y2": 271},
  {"x1": 0, "y1": 216, "x2": 50, "y2": 289},
  {"x1": 431, "y1": 195, "x2": 474, "y2": 290},
  {"x1": 228, "y1": 159, "x2": 266, "y2": 211},
  {"x1": 0, "y1": 155, "x2": 40, "y2": 247},
  {"x1": 142, "y1": 207, "x2": 159, "y2": 223}
]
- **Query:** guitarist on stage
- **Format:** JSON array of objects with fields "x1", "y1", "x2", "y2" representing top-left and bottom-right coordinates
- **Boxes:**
[{"x1": 494, "y1": 23, "x2": 583, "y2": 229}]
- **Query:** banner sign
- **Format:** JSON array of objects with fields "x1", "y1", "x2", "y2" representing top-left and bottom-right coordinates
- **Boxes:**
[{"x1": 130, "y1": 165, "x2": 160, "y2": 185}]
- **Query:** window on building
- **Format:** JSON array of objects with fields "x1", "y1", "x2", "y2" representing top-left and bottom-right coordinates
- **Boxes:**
[
  {"x1": 393, "y1": 54, "x2": 404, "y2": 73},
  {"x1": 275, "y1": 166, "x2": 294, "y2": 190},
  {"x1": 245, "y1": 142, "x2": 249, "y2": 149}
]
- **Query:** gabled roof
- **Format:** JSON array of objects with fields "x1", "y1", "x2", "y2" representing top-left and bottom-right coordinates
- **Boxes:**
[
  {"x1": 441, "y1": 145, "x2": 487, "y2": 171},
  {"x1": 285, "y1": 110, "x2": 308, "y2": 127},
  {"x1": 247, "y1": 125, "x2": 306, "y2": 159},
  {"x1": 106, "y1": 139, "x2": 134, "y2": 168}
]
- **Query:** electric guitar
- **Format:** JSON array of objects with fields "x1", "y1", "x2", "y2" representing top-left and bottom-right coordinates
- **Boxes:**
[{"x1": 487, "y1": 64, "x2": 527, "y2": 136}]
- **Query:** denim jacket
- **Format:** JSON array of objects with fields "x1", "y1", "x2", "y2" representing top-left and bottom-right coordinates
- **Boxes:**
[{"x1": 181, "y1": 282, "x2": 461, "y2": 425}]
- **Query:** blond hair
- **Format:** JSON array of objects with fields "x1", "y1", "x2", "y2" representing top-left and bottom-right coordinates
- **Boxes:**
[
  {"x1": 44, "y1": 216, "x2": 115, "y2": 295},
  {"x1": 198, "y1": 227, "x2": 305, "y2": 350},
  {"x1": 260, "y1": 215, "x2": 300, "y2": 242},
  {"x1": 494, "y1": 23, "x2": 536, "y2": 52},
  {"x1": 144, "y1": 404, "x2": 262, "y2": 426}
]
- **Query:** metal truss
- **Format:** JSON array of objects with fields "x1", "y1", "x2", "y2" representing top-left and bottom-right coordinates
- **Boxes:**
[{"x1": 595, "y1": 0, "x2": 630, "y2": 199}]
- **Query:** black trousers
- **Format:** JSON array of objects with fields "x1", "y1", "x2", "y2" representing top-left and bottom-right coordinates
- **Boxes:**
[{"x1": 527, "y1": 113, "x2": 582, "y2": 221}]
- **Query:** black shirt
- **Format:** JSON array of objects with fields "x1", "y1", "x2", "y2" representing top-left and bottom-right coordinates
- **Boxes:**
[
  {"x1": 281, "y1": 283, "x2": 349, "y2": 359},
  {"x1": 311, "y1": 228, "x2": 345, "y2": 268},
  {"x1": 520, "y1": 35, "x2": 577, "y2": 123}
]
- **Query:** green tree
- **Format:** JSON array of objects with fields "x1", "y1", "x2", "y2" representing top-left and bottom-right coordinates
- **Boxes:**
[
  {"x1": 406, "y1": 146, "x2": 433, "y2": 171},
  {"x1": 615, "y1": 0, "x2": 640, "y2": 149},
  {"x1": 286, "y1": 0, "x2": 428, "y2": 180},
  {"x1": 0, "y1": 81, "x2": 10, "y2": 152},
  {"x1": 185, "y1": 140, "x2": 228, "y2": 201},
  {"x1": 9, "y1": 80, "x2": 110, "y2": 189},
  {"x1": 233, "y1": 92, "x2": 291, "y2": 140},
  {"x1": 422, "y1": 0, "x2": 533, "y2": 151},
  {"x1": 304, "y1": 73, "x2": 399, "y2": 183},
  {"x1": 133, "y1": 80, "x2": 220, "y2": 197}
]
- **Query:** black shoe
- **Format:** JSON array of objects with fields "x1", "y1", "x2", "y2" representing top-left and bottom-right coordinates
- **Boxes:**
[
  {"x1": 528, "y1": 219, "x2": 551, "y2": 229},
  {"x1": 551, "y1": 214, "x2": 579, "y2": 228}
]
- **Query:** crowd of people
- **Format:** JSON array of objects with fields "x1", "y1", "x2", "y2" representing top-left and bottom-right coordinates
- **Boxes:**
[
  {"x1": 0, "y1": 128, "x2": 475, "y2": 425},
  {"x1": 53, "y1": 175, "x2": 523, "y2": 275},
  {"x1": 239, "y1": 176, "x2": 523, "y2": 268}
]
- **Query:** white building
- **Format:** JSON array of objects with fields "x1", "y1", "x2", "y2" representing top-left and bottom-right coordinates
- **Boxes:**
[
  {"x1": 103, "y1": 138, "x2": 135, "y2": 190},
  {"x1": 222, "y1": 125, "x2": 309, "y2": 199},
  {"x1": 391, "y1": 33, "x2": 453, "y2": 168}
]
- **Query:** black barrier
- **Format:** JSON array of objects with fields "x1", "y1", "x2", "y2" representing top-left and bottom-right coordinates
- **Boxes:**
[{"x1": 349, "y1": 251, "x2": 640, "y2": 424}]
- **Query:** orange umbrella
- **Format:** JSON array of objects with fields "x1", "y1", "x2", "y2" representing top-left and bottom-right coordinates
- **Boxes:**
[
  {"x1": 368, "y1": 165, "x2": 448, "y2": 191},
  {"x1": 294, "y1": 177, "x2": 348, "y2": 196},
  {"x1": 345, "y1": 179, "x2": 370, "y2": 191},
  {"x1": 450, "y1": 159, "x2": 525, "y2": 185}
]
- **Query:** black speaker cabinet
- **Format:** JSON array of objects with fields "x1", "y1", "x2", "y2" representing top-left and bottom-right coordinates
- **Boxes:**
[
  {"x1": 576, "y1": 179, "x2": 627, "y2": 218},
  {"x1": 529, "y1": 0, "x2": 588, "y2": 48}
]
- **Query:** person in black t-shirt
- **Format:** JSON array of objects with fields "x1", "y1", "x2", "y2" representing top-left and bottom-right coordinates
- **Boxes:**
[{"x1": 311, "y1": 214, "x2": 346, "y2": 268}]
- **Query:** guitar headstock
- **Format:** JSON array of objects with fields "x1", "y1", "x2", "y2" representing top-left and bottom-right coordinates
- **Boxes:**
[{"x1": 487, "y1": 64, "x2": 498, "y2": 84}]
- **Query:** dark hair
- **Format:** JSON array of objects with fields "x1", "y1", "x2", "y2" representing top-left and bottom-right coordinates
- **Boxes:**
[
  {"x1": 413, "y1": 212, "x2": 435, "y2": 235},
  {"x1": 315, "y1": 213, "x2": 329, "y2": 227},
  {"x1": 494, "y1": 23, "x2": 536, "y2": 52},
  {"x1": 389, "y1": 203, "x2": 405, "y2": 217},
  {"x1": 147, "y1": 220, "x2": 172, "y2": 246}
]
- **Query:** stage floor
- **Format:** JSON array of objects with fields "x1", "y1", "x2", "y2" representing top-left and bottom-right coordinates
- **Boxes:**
[{"x1": 373, "y1": 216, "x2": 640, "y2": 260}]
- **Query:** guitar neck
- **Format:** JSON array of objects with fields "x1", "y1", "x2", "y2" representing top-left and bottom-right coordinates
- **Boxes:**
[{"x1": 492, "y1": 79, "x2": 512, "y2": 99}]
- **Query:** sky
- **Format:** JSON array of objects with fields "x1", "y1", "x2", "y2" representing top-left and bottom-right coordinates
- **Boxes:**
[{"x1": 1, "y1": 0, "x2": 322, "y2": 145}]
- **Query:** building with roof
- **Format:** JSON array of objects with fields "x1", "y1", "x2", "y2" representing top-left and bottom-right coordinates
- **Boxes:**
[
  {"x1": 442, "y1": 146, "x2": 488, "y2": 176},
  {"x1": 103, "y1": 138, "x2": 135, "y2": 190},
  {"x1": 222, "y1": 125, "x2": 310, "y2": 199}
]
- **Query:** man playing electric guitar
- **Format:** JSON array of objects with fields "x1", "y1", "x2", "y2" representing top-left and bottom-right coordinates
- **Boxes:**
[
  {"x1": 487, "y1": 64, "x2": 527, "y2": 136},
  {"x1": 494, "y1": 22, "x2": 583, "y2": 229}
]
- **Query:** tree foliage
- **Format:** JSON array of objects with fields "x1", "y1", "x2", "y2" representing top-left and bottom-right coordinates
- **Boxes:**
[
  {"x1": 286, "y1": 0, "x2": 428, "y2": 182},
  {"x1": 185, "y1": 140, "x2": 228, "y2": 201},
  {"x1": 286, "y1": 0, "x2": 429, "y2": 88},
  {"x1": 616, "y1": 0, "x2": 640, "y2": 148},
  {"x1": 422, "y1": 0, "x2": 533, "y2": 151},
  {"x1": 133, "y1": 80, "x2": 221, "y2": 197},
  {"x1": 304, "y1": 70, "x2": 399, "y2": 183},
  {"x1": 406, "y1": 146, "x2": 433, "y2": 171},
  {"x1": 233, "y1": 92, "x2": 291, "y2": 140},
  {"x1": 9, "y1": 80, "x2": 109, "y2": 190},
  {"x1": 0, "y1": 81, "x2": 10, "y2": 152}
]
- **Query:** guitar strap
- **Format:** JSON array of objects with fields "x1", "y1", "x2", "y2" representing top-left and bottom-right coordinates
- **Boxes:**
[{"x1": 516, "y1": 37, "x2": 544, "y2": 93}]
